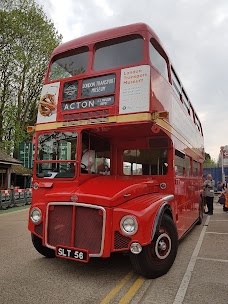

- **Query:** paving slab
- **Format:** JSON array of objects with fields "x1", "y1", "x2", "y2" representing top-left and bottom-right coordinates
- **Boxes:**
[
  {"x1": 183, "y1": 259, "x2": 228, "y2": 304},
  {"x1": 198, "y1": 233, "x2": 228, "y2": 261},
  {"x1": 206, "y1": 219, "x2": 228, "y2": 234}
]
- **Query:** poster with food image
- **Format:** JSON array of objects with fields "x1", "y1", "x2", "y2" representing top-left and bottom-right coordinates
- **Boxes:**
[{"x1": 37, "y1": 82, "x2": 60, "y2": 123}]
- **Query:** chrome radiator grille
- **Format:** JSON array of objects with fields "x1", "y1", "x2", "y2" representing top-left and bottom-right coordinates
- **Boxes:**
[
  {"x1": 74, "y1": 207, "x2": 103, "y2": 253},
  {"x1": 46, "y1": 203, "x2": 105, "y2": 256}
]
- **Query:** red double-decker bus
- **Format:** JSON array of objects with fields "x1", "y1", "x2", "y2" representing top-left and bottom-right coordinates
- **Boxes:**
[{"x1": 28, "y1": 23, "x2": 204, "y2": 278}]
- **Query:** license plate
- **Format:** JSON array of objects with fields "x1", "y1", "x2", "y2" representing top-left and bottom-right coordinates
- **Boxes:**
[{"x1": 55, "y1": 245, "x2": 89, "y2": 263}]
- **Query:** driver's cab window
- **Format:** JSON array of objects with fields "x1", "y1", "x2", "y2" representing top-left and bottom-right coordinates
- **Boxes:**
[
  {"x1": 36, "y1": 131, "x2": 77, "y2": 178},
  {"x1": 81, "y1": 133, "x2": 110, "y2": 174}
]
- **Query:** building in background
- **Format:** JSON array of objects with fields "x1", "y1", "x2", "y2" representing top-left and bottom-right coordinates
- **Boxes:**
[
  {"x1": 203, "y1": 146, "x2": 228, "y2": 187},
  {"x1": 219, "y1": 146, "x2": 228, "y2": 183},
  {"x1": 0, "y1": 149, "x2": 31, "y2": 189},
  {"x1": 19, "y1": 142, "x2": 34, "y2": 169}
]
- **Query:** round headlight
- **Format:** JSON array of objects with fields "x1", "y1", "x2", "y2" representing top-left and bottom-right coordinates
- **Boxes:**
[
  {"x1": 30, "y1": 207, "x2": 42, "y2": 224},
  {"x1": 120, "y1": 216, "x2": 138, "y2": 235}
]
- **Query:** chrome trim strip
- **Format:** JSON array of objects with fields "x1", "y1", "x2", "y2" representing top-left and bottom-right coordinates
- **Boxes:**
[
  {"x1": 163, "y1": 194, "x2": 174, "y2": 202},
  {"x1": 45, "y1": 202, "x2": 106, "y2": 258}
]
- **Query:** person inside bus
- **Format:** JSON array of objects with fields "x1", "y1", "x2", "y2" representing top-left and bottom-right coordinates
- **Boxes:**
[
  {"x1": 81, "y1": 140, "x2": 95, "y2": 174},
  {"x1": 204, "y1": 174, "x2": 215, "y2": 215}
]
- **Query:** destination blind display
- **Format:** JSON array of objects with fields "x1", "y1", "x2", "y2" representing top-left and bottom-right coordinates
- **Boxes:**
[
  {"x1": 61, "y1": 74, "x2": 116, "y2": 112},
  {"x1": 62, "y1": 96, "x2": 114, "y2": 111},
  {"x1": 81, "y1": 74, "x2": 116, "y2": 97}
]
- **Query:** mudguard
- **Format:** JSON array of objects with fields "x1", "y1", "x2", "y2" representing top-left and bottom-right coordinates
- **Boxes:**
[{"x1": 151, "y1": 195, "x2": 174, "y2": 242}]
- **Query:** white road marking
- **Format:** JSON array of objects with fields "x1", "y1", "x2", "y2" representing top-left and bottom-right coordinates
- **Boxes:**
[
  {"x1": 173, "y1": 216, "x2": 210, "y2": 304},
  {"x1": 197, "y1": 257, "x2": 228, "y2": 263},
  {"x1": 209, "y1": 220, "x2": 228, "y2": 222},
  {"x1": 206, "y1": 232, "x2": 228, "y2": 235}
]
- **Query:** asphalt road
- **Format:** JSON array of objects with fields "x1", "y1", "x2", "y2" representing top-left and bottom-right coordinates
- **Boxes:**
[{"x1": 0, "y1": 203, "x2": 227, "y2": 304}]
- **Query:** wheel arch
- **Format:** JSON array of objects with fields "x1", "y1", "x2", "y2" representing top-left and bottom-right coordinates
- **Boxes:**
[{"x1": 151, "y1": 196, "x2": 174, "y2": 242}]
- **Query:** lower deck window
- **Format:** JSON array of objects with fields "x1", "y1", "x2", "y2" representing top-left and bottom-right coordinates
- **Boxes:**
[{"x1": 123, "y1": 149, "x2": 168, "y2": 175}]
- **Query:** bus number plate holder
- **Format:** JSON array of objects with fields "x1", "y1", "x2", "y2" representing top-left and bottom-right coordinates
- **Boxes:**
[{"x1": 56, "y1": 245, "x2": 89, "y2": 263}]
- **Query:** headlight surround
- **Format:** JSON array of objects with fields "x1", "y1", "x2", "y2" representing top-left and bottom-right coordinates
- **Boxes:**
[
  {"x1": 30, "y1": 207, "x2": 42, "y2": 224},
  {"x1": 120, "y1": 215, "x2": 138, "y2": 236}
]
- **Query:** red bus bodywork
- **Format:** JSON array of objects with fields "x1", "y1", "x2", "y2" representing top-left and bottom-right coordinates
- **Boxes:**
[{"x1": 28, "y1": 23, "x2": 204, "y2": 278}]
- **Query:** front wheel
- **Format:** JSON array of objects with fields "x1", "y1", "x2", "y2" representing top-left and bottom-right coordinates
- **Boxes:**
[
  {"x1": 31, "y1": 233, "x2": 55, "y2": 258},
  {"x1": 130, "y1": 214, "x2": 178, "y2": 279}
]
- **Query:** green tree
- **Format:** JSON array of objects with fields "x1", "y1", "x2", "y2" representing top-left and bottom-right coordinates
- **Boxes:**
[
  {"x1": 0, "y1": 0, "x2": 62, "y2": 157},
  {"x1": 203, "y1": 152, "x2": 218, "y2": 168}
]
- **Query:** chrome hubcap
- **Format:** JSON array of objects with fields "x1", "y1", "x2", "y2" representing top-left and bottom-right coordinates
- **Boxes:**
[
  {"x1": 158, "y1": 239, "x2": 167, "y2": 251},
  {"x1": 155, "y1": 233, "x2": 171, "y2": 260}
]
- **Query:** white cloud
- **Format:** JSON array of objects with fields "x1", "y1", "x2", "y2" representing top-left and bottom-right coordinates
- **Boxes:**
[
  {"x1": 94, "y1": 0, "x2": 114, "y2": 17},
  {"x1": 198, "y1": 112, "x2": 208, "y2": 123}
]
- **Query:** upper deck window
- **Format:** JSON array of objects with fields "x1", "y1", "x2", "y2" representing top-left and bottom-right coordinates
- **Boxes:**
[
  {"x1": 149, "y1": 40, "x2": 169, "y2": 81},
  {"x1": 93, "y1": 35, "x2": 144, "y2": 71},
  {"x1": 195, "y1": 115, "x2": 202, "y2": 134},
  {"x1": 182, "y1": 90, "x2": 190, "y2": 114},
  {"x1": 171, "y1": 67, "x2": 182, "y2": 99},
  {"x1": 48, "y1": 46, "x2": 89, "y2": 81}
]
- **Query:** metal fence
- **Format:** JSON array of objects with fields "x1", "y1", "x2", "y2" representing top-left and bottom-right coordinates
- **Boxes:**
[
  {"x1": 0, "y1": 188, "x2": 32, "y2": 210},
  {"x1": 203, "y1": 167, "x2": 228, "y2": 185}
]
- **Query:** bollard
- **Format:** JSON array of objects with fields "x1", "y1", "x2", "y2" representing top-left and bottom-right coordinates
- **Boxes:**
[
  {"x1": 13, "y1": 189, "x2": 26, "y2": 207},
  {"x1": 0, "y1": 188, "x2": 32, "y2": 210},
  {"x1": 0, "y1": 190, "x2": 12, "y2": 209},
  {"x1": 25, "y1": 188, "x2": 32, "y2": 205},
  {"x1": 0, "y1": 191, "x2": 6, "y2": 210}
]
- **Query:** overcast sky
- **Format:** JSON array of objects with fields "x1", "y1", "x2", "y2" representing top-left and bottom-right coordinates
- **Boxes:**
[{"x1": 36, "y1": 0, "x2": 228, "y2": 160}]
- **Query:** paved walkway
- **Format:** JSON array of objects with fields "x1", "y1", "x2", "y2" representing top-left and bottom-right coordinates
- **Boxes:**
[{"x1": 133, "y1": 199, "x2": 228, "y2": 304}]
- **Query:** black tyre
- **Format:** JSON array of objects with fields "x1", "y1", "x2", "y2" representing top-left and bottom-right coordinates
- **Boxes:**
[
  {"x1": 31, "y1": 233, "x2": 55, "y2": 258},
  {"x1": 196, "y1": 198, "x2": 204, "y2": 225},
  {"x1": 130, "y1": 214, "x2": 178, "y2": 279}
]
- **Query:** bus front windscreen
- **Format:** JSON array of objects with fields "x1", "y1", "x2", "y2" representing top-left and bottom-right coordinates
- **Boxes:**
[
  {"x1": 36, "y1": 131, "x2": 77, "y2": 178},
  {"x1": 93, "y1": 34, "x2": 144, "y2": 71},
  {"x1": 48, "y1": 47, "x2": 89, "y2": 81}
]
